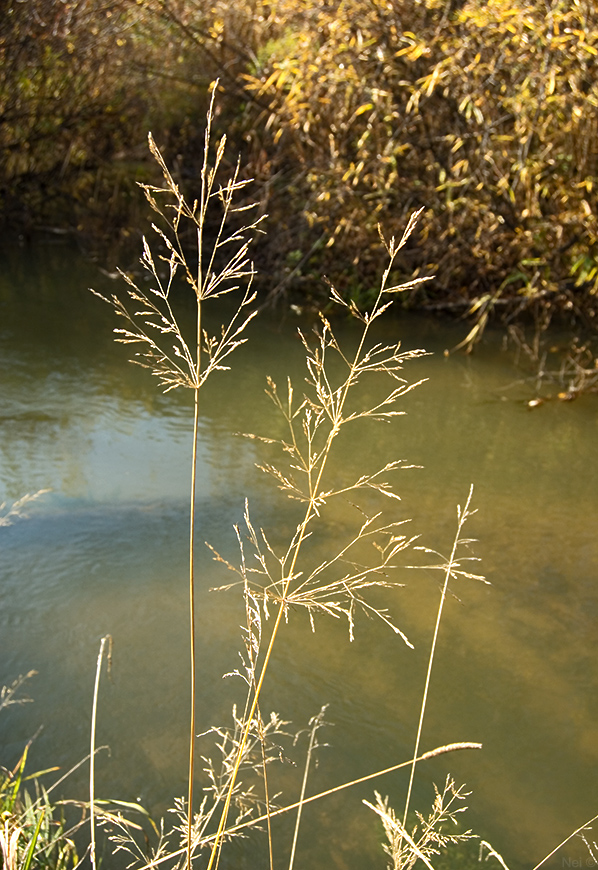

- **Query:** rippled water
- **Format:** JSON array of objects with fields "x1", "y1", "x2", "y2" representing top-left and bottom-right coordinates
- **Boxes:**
[{"x1": 0, "y1": 240, "x2": 597, "y2": 869}]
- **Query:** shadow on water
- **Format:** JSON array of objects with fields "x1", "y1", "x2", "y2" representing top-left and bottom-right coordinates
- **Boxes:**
[{"x1": 0, "y1": 241, "x2": 597, "y2": 869}]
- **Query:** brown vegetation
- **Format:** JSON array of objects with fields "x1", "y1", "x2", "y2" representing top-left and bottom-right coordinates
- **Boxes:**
[{"x1": 2, "y1": 0, "x2": 598, "y2": 337}]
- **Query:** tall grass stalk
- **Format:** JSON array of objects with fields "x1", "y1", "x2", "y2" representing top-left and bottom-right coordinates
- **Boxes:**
[
  {"x1": 92, "y1": 89, "x2": 516, "y2": 869},
  {"x1": 90, "y1": 635, "x2": 112, "y2": 870},
  {"x1": 288, "y1": 705, "x2": 328, "y2": 870},
  {"x1": 398, "y1": 484, "x2": 487, "y2": 864},
  {"x1": 204, "y1": 215, "x2": 436, "y2": 867},
  {"x1": 91, "y1": 82, "x2": 264, "y2": 870},
  {"x1": 530, "y1": 811, "x2": 598, "y2": 870}
]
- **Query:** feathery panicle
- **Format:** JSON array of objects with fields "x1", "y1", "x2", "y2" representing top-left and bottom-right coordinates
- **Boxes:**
[
  {"x1": 91, "y1": 81, "x2": 264, "y2": 394},
  {"x1": 0, "y1": 490, "x2": 50, "y2": 527},
  {"x1": 91, "y1": 82, "x2": 265, "y2": 870},
  {"x1": 221, "y1": 218, "x2": 431, "y2": 642},
  {"x1": 365, "y1": 776, "x2": 476, "y2": 870}
]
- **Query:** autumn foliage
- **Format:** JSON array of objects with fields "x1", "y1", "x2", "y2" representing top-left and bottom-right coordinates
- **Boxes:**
[{"x1": 1, "y1": 0, "x2": 597, "y2": 329}]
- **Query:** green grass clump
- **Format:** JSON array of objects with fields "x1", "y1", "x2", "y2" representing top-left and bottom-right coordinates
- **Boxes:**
[{"x1": 0, "y1": 675, "x2": 79, "y2": 870}]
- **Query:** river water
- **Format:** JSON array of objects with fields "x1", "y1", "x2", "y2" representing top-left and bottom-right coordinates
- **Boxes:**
[{"x1": 0, "y1": 239, "x2": 597, "y2": 869}]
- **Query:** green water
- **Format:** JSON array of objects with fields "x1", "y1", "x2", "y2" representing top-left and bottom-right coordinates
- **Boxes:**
[{"x1": 0, "y1": 240, "x2": 597, "y2": 869}]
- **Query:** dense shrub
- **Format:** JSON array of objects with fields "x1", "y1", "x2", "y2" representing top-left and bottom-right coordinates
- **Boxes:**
[
  {"x1": 2, "y1": 0, "x2": 597, "y2": 332},
  {"x1": 235, "y1": 0, "x2": 598, "y2": 325},
  {"x1": 0, "y1": 0, "x2": 204, "y2": 239}
]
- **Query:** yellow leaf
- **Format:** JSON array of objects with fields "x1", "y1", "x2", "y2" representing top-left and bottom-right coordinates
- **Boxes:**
[
  {"x1": 354, "y1": 102, "x2": 374, "y2": 117},
  {"x1": 409, "y1": 44, "x2": 428, "y2": 60},
  {"x1": 257, "y1": 68, "x2": 288, "y2": 99},
  {"x1": 422, "y1": 65, "x2": 445, "y2": 97},
  {"x1": 341, "y1": 164, "x2": 355, "y2": 183},
  {"x1": 452, "y1": 159, "x2": 469, "y2": 176}
]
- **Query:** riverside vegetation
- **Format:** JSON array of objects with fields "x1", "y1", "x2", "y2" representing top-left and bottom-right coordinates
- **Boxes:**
[
  {"x1": 1, "y1": 0, "x2": 598, "y2": 359},
  {"x1": 3, "y1": 88, "x2": 598, "y2": 870}
]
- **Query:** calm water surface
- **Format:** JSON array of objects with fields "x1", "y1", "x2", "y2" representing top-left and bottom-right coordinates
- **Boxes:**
[{"x1": 0, "y1": 241, "x2": 597, "y2": 869}]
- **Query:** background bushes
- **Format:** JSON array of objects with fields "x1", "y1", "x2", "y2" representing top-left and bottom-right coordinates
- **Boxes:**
[{"x1": 2, "y1": 0, "x2": 597, "y2": 328}]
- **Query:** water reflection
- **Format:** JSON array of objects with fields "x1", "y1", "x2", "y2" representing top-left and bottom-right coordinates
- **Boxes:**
[{"x1": 0, "y1": 241, "x2": 597, "y2": 869}]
